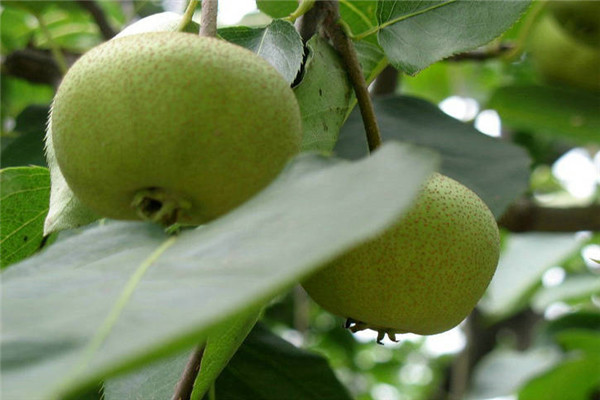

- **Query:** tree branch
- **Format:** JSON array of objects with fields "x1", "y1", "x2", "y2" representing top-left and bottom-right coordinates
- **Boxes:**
[
  {"x1": 171, "y1": 345, "x2": 205, "y2": 400},
  {"x1": 320, "y1": 1, "x2": 382, "y2": 153},
  {"x1": 76, "y1": 0, "x2": 116, "y2": 40},
  {"x1": 1, "y1": 48, "x2": 75, "y2": 87},
  {"x1": 200, "y1": 0, "x2": 218, "y2": 38},
  {"x1": 446, "y1": 43, "x2": 514, "y2": 62},
  {"x1": 499, "y1": 198, "x2": 600, "y2": 232},
  {"x1": 370, "y1": 64, "x2": 398, "y2": 97}
]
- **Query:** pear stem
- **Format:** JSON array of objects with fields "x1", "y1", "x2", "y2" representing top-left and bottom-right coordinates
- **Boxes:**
[
  {"x1": 321, "y1": 1, "x2": 382, "y2": 153},
  {"x1": 199, "y1": 0, "x2": 219, "y2": 38},
  {"x1": 284, "y1": 0, "x2": 316, "y2": 23},
  {"x1": 178, "y1": 0, "x2": 199, "y2": 32}
]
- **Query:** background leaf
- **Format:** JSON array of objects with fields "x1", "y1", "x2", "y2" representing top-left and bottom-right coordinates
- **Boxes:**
[
  {"x1": 0, "y1": 166, "x2": 50, "y2": 269},
  {"x1": 294, "y1": 36, "x2": 353, "y2": 153},
  {"x1": 377, "y1": 0, "x2": 530, "y2": 74},
  {"x1": 255, "y1": 0, "x2": 297, "y2": 19},
  {"x1": 2, "y1": 143, "x2": 438, "y2": 400},
  {"x1": 211, "y1": 323, "x2": 353, "y2": 400},
  {"x1": 489, "y1": 85, "x2": 600, "y2": 145},
  {"x1": 335, "y1": 96, "x2": 530, "y2": 217},
  {"x1": 219, "y1": 20, "x2": 303, "y2": 85},
  {"x1": 1, "y1": 105, "x2": 49, "y2": 168}
]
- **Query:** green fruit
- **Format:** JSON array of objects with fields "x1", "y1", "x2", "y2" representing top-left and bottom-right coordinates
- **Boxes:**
[
  {"x1": 547, "y1": 0, "x2": 600, "y2": 47},
  {"x1": 50, "y1": 32, "x2": 302, "y2": 225},
  {"x1": 528, "y1": 15, "x2": 600, "y2": 91},
  {"x1": 302, "y1": 173, "x2": 500, "y2": 341}
]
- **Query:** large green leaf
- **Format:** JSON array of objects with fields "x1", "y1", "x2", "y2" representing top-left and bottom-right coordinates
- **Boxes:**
[
  {"x1": 335, "y1": 96, "x2": 530, "y2": 217},
  {"x1": 339, "y1": 0, "x2": 378, "y2": 43},
  {"x1": 295, "y1": 36, "x2": 353, "y2": 153},
  {"x1": 467, "y1": 347, "x2": 562, "y2": 400},
  {"x1": 489, "y1": 85, "x2": 600, "y2": 144},
  {"x1": 377, "y1": 1, "x2": 530, "y2": 75},
  {"x1": 0, "y1": 166, "x2": 50, "y2": 269},
  {"x1": 479, "y1": 233, "x2": 583, "y2": 321},
  {"x1": 1, "y1": 142, "x2": 438, "y2": 400},
  {"x1": 519, "y1": 355, "x2": 600, "y2": 400},
  {"x1": 219, "y1": 19, "x2": 303, "y2": 84},
  {"x1": 211, "y1": 324, "x2": 352, "y2": 400},
  {"x1": 255, "y1": 0, "x2": 297, "y2": 19}
]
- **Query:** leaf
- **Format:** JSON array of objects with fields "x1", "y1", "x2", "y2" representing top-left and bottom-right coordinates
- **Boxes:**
[
  {"x1": 43, "y1": 123, "x2": 99, "y2": 235},
  {"x1": 479, "y1": 233, "x2": 583, "y2": 322},
  {"x1": 294, "y1": 36, "x2": 353, "y2": 153},
  {"x1": 531, "y1": 274, "x2": 600, "y2": 312},
  {"x1": 519, "y1": 355, "x2": 600, "y2": 400},
  {"x1": 211, "y1": 324, "x2": 353, "y2": 400},
  {"x1": 104, "y1": 311, "x2": 259, "y2": 400},
  {"x1": 1, "y1": 142, "x2": 439, "y2": 400},
  {"x1": 1, "y1": 105, "x2": 49, "y2": 168},
  {"x1": 335, "y1": 96, "x2": 530, "y2": 218},
  {"x1": 555, "y1": 330, "x2": 600, "y2": 356},
  {"x1": 376, "y1": 0, "x2": 531, "y2": 75},
  {"x1": 0, "y1": 166, "x2": 50, "y2": 269},
  {"x1": 339, "y1": 0, "x2": 379, "y2": 43},
  {"x1": 219, "y1": 20, "x2": 303, "y2": 85},
  {"x1": 354, "y1": 40, "x2": 387, "y2": 83},
  {"x1": 489, "y1": 85, "x2": 600, "y2": 144},
  {"x1": 466, "y1": 347, "x2": 562, "y2": 400},
  {"x1": 191, "y1": 312, "x2": 260, "y2": 399},
  {"x1": 255, "y1": 0, "x2": 297, "y2": 19}
]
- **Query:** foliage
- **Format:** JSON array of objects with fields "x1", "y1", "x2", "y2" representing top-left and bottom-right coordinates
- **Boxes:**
[{"x1": 1, "y1": 1, "x2": 599, "y2": 400}]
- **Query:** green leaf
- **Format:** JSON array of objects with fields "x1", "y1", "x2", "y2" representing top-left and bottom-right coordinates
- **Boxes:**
[
  {"x1": 519, "y1": 355, "x2": 600, "y2": 400},
  {"x1": 467, "y1": 347, "x2": 562, "y2": 400},
  {"x1": 0, "y1": 166, "x2": 50, "y2": 269},
  {"x1": 255, "y1": 0, "x2": 297, "y2": 19},
  {"x1": 354, "y1": 40, "x2": 386, "y2": 84},
  {"x1": 295, "y1": 36, "x2": 353, "y2": 153},
  {"x1": 339, "y1": 0, "x2": 378, "y2": 43},
  {"x1": 191, "y1": 312, "x2": 260, "y2": 399},
  {"x1": 1, "y1": 105, "x2": 49, "y2": 168},
  {"x1": 212, "y1": 324, "x2": 352, "y2": 400},
  {"x1": 479, "y1": 233, "x2": 583, "y2": 321},
  {"x1": 335, "y1": 96, "x2": 530, "y2": 217},
  {"x1": 555, "y1": 329, "x2": 600, "y2": 356},
  {"x1": 532, "y1": 274, "x2": 600, "y2": 312},
  {"x1": 377, "y1": 0, "x2": 531, "y2": 75},
  {"x1": 1, "y1": 142, "x2": 439, "y2": 400},
  {"x1": 489, "y1": 84, "x2": 600, "y2": 144},
  {"x1": 219, "y1": 20, "x2": 303, "y2": 85}
]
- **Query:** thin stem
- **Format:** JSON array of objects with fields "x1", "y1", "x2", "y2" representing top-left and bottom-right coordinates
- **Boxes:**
[
  {"x1": 322, "y1": 1, "x2": 382, "y2": 152},
  {"x1": 352, "y1": 0, "x2": 457, "y2": 41},
  {"x1": 34, "y1": 13, "x2": 68, "y2": 75},
  {"x1": 284, "y1": 0, "x2": 316, "y2": 23},
  {"x1": 503, "y1": 0, "x2": 547, "y2": 61},
  {"x1": 178, "y1": 0, "x2": 199, "y2": 32},
  {"x1": 76, "y1": 0, "x2": 116, "y2": 40},
  {"x1": 171, "y1": 345, "x2": 206, "y2": 400},
  {"x1": 199, "y1": 0, "x2": 218, "y2": 38}
]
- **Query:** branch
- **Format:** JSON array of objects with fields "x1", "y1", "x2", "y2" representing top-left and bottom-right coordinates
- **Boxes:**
[
  {"x1": 171, "y1": 345, "x2": 205, "y2": 400},
  {"x1": 200, "y1": 0, "x2": 218, "y2": 38},
  {"x1": 446, "y1": 43, "x2": 514, "y2": 62},
  {"x1": 370, "y1": 64, "x2": 398, "y2": 97},
  {"x1": 76, "y1": 0, "x2": 116, "y2": 40},
  {"x1": 320, "y1": 1, "x2": 382, "y2": 152},
  {"x1": 1, "y1": 48, "x2": 73, "y2": 87},
  {"x1": 499, "y1": 198, "x2": 600, "y2": 232}
]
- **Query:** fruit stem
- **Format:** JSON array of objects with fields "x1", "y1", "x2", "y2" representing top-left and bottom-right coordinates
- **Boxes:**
[
  {"x1": 178, "y1": 0, "x2": 199, "y2": 32},
  {"x1": 199, "y1": 0, "x2": 219, "y2": 38},
  {"x1": 34, "y1": 12, "x2": 68, "y2": 75},
  {"x1": 321, "y1": 1, "x2": 382, "y2": 152},
  {"x1": 284, "y1": 0, "x2": 316, "y2": 23},
  {"x1": 132, "y1": 188, "x2": 192, "y2": 227}
]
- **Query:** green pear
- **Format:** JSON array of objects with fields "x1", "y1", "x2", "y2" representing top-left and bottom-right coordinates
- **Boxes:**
[
  {"x1": 50, "y1": 32, "x2": 302, "y2": 225},
  {"x1": 302, "y1": 173, "x2": 500, "y2": 341},
  {"x1": 528, "y1": 14, "x2": 600, "y2": 91}
]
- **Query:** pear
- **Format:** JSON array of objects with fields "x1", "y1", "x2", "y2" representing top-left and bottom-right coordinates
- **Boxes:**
[
  {"x1": 302, "y1": 173, "x2": 500, "y2": 342},
  {"x1": 50, "y1": 32, "x2": 302, "y2": 225}
]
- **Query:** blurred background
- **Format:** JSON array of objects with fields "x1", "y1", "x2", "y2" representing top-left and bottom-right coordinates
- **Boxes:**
[{"x1": 1, "y1": 1, "x2": 599, "y2": 399}]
